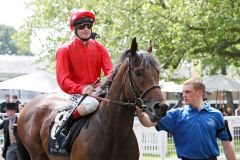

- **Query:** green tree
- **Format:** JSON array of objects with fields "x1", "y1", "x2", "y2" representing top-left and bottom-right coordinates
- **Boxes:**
[
  {"x1": 0, "y1": 24, "x2": 32, "y2": 55},
  {"x1": 0, "y1": 24, "x2": 17, "y2": 54},
  {"x1": 15, "y1": 0, "x2": 240, "y2": 75}
]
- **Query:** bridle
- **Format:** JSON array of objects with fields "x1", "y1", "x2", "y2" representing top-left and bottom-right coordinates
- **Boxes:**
[
  {"x1": 90, "y1": 56, "x2": 161, "y2": 111},
  {"x1": 126, "y1": 58, "x2": 160, "y2": 111},
  {"x1": 101, "y1": 57, "x2": 161, "y2": 111}
]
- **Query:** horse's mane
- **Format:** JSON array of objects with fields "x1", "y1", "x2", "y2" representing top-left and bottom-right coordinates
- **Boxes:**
[{"x1": 101, "y1": 49, "x2": 159, "y2": 88}]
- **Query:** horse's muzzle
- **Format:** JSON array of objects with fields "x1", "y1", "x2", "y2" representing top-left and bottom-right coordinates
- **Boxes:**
[
  {"x1": 152, "y1": 102, "x2": 169, "y2": 121},
  {"x1": 142, "y1": 102, "x2": 169, "y2": 122}
]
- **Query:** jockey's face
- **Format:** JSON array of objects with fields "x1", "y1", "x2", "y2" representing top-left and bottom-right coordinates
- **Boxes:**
[{"x1": 76, "y1": 22, "x2": 92, "y2": 40}]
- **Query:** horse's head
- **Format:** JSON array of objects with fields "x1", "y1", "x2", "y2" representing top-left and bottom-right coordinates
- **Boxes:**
[{"x1": 120, "y1": 38, "x2": 169, "y2": 122}]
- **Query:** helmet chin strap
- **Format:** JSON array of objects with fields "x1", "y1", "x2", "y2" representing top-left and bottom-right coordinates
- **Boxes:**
[{"x1": 74, "y1": 28, "x2": 92, "y2": 41}]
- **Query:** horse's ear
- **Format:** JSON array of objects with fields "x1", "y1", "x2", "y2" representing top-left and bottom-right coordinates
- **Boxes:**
[
  {"x1": 130, "y1": 37, "x2": 138, "y2": 56},
  {"x1": 147, "y1": 40, "x2": 152, "y2": 53}
]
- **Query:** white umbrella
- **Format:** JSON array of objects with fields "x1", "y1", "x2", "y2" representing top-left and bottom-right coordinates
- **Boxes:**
[
  {"x1": 0, "y1": 71, "x2": 58, "y2": 93},
  {"x1": 159, "y1": 80, "x2": 183, "y2": 92},
  {"x1": 202, "y1": 75, "x2": 240, "y2": 92}
]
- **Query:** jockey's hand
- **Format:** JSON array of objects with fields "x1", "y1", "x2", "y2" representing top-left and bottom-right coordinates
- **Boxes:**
[
  {"x1": 93, "y1": 82, "x2": 101, "y2": 88},
  {"x1": 82, "y1": 85, "x2": 95, "y2": 95}
]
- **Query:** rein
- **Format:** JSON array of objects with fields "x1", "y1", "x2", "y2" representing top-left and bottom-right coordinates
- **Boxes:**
[{"x1": 89, "y1": 95, "x2": 135, "y2": 107}]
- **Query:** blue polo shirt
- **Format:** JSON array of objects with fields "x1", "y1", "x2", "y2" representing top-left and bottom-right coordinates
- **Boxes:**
[{"x1": 155, "y1": 102, "x2": 229, "y2": 159}]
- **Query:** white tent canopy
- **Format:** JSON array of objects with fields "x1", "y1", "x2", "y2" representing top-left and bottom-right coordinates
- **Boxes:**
[
  {"x1": 202, "y1": 74, "x2": 240, "y2": 92},
  {"x1": 159, "y1": 80, "x2": 183, "y2": 92},
  {"x1": 0, "y1": 71, "x2": 59, "y2": 93}
]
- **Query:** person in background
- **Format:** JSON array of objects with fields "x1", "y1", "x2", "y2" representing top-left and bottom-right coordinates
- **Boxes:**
[
  {"x1": 11, "y1": 95, "x2": 21, "y2": 106},
  {"x1": 136, "y1": 78, "x2": 236, "y2": 160},
  {"x1": 220, "y1": 105, "x2": 233, "y2": 117},
  {"x1": 0, "y1": 95, "x2": 11, "y2": 113},
  {"x1": 11, "y1": 95, "x2": 21, "y2": 113},
  {"x1": 0, "y1": 103, "x2": 19, "y2": 160},
  {"x1": 225, "y1": 106, "x2": 232, "y2": 116},
  {"x1": 219, "y1": 105, "x2": 226, "y2": 116},
  {"x1": 56, "y1": 8, "x2": 112, "y2": 133}
]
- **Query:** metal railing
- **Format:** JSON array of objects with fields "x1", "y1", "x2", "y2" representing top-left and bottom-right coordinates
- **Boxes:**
[{"x1": 235, "y1": 108, "x2": 240, "y2": 116}]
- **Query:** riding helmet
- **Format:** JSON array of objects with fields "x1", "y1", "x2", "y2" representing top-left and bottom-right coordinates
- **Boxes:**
[{"x1": 69, "y1": 9, "x2": 95, "y2": 31}]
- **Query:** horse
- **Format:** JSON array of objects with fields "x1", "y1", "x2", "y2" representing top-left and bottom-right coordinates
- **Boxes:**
[{"x1": 17, "y1": 38, "x2": 168, "y2": 160}]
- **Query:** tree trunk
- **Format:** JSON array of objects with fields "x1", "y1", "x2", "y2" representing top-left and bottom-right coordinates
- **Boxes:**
[{"x1": 221, "y1": 67, "x2": 234, "y2": 115}]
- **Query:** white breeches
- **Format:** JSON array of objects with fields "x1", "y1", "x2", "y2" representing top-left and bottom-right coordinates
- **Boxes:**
[{"x1": 70, "y1": 95, "x2": 99, "y2": 116}]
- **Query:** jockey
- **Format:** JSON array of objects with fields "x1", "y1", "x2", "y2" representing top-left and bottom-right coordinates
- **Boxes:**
[{"x1": 56, "y1": 9, "x2": 112, "y2": 131}]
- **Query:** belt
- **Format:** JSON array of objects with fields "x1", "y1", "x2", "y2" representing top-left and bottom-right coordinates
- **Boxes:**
[{"x1": 182, "y1": 157, "x2": 217, "y2": 160}]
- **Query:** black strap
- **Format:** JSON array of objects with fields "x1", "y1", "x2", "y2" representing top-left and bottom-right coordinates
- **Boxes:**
[
  {"x1": 216, "y1": 127, "x2": 225, "y2": 133},
  {"x1": 224, "y1": 120, "x2": 233, "y2": 141},
  {"x1": 216, "y1": 120, "x2": 232, "y2": 142}
]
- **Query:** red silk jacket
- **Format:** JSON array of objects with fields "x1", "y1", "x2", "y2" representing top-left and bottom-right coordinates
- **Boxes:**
[{"x1": 56, "y1": 38, "x2": 112, "y2": 94}]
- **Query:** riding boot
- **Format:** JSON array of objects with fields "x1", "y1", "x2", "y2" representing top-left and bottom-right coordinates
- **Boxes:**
[
  {"x1": 63, "y1": 115, "x2": 74, "y2": 132},
  {"x1": 67, "y1": 109, "x2": 81, "y2": 127},
  {"x1": 58, "y1": 109, "x2": 81, "y2": 137}
]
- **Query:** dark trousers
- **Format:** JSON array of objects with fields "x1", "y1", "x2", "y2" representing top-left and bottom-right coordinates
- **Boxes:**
[{"x1": 6, "y1": 142, "x2": 18, "y2": 160}]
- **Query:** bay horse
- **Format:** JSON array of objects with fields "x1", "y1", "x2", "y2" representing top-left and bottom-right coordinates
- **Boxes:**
[{"x1": 17, "y1": 38, "x2": 168, "y2": 160}]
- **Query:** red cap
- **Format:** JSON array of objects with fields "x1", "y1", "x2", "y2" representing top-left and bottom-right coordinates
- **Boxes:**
[{"x1": 69, "y1": 9, "x2": 95, "y2": 31}]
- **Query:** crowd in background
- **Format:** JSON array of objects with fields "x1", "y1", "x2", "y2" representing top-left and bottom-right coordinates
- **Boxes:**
[
  {"x1": 0, "y1": 95, "x2": 26, "y2": 159},
  {"x1": 0, "y1": 95, "x2": 26, "y2": 114},
  {"x1": 219, "y1": 104, "x2": 240, "y2": 116},
  {"x1": 220, "y1": 105, "x2": 233, "y2": 116}
]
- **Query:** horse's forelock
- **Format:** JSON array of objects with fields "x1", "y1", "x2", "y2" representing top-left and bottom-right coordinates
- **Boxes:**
[{"x1": 133, "y1": 51, "x2": 159, "y2": 69}]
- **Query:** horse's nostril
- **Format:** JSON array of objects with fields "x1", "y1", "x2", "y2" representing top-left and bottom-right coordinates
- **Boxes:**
[
  {"x1": 154, "y1": 103, "x2": 169, "y2": 111},
  {"x1": 164, "y1": 104, "x2": 169, "y2": 111},
  {"x1": 154, "y1": 103, "x2": 161, "y2": 110}
]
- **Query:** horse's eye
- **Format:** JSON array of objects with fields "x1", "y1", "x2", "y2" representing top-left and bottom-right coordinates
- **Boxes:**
[{"x1": 135, "y1": 70, "x2": 143, "y2": 77}]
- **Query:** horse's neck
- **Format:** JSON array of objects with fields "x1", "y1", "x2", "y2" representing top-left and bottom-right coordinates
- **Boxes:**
[{"x1": 98, "y1": 64, "x2": 135, "y2": 131}]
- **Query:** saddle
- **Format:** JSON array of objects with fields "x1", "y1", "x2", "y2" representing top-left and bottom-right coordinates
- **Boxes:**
[{"x1": 48, "y1": 81, "x2": 111, "y2": 156}]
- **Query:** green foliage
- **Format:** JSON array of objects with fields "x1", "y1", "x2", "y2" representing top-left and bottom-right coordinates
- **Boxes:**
[
  {"x1": 15, "y1": 0, "x2": 240, "y2": 75},
  {"x1": 12, "y1": 29, "x2": 32, "y2": 55},
  {"x1": 0, "y1": 24, "x2": 32, "y2": 55},
  {"x1": 0, "y1": 25, "x2": 17, "y2": 54}
]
